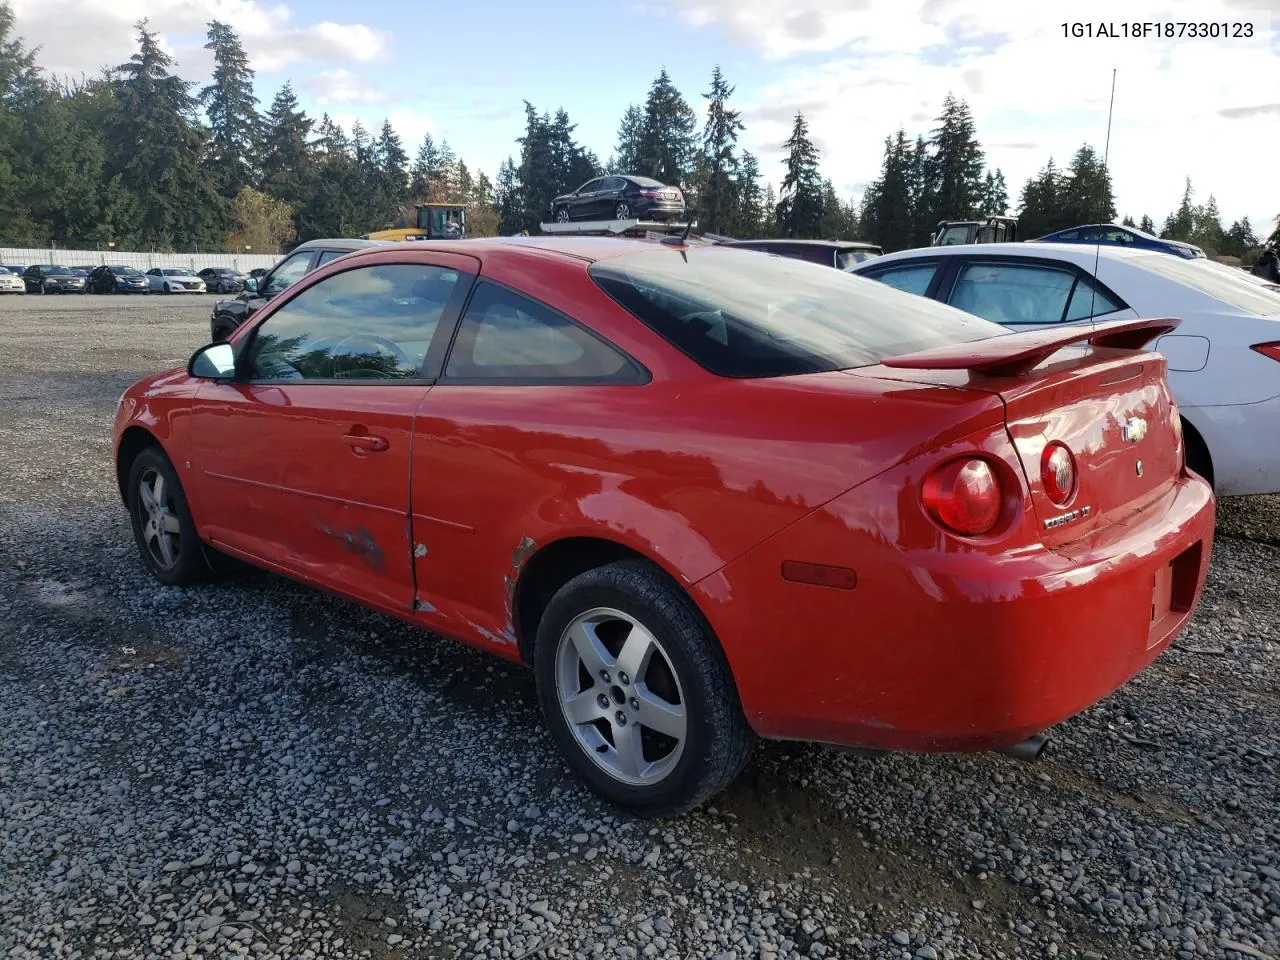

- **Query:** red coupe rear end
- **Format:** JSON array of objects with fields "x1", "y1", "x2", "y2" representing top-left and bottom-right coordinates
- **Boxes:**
[{"x1": 693, "y1": 319, "x2": 1213, "y2": 752}]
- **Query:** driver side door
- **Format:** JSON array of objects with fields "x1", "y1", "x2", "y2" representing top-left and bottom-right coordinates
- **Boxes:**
[{"x1": 186, "y1": 255, "x2": 477, "y2": 612}]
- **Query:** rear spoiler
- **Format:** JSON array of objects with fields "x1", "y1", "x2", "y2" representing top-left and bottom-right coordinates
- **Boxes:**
[{"x1": 881, "y1": 317, "x2": 1181, "y2": 378}]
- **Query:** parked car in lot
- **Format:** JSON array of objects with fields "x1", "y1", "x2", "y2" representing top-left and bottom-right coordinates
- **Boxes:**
[
  {"x1": 23, "y1": 264, "x2": 85, "y2": 294},
  {"x1": 145, "y1": 268, "x2": 206, "y2": 294},
  {"x1": 723, "y1": 238, "x2": 883, "y2": 270},
  {"x1": 199, "y1": 267, "x2": 246, "y2": 294},
  {"x1": 210, "y1": 238, "x2": 385, "y2": 341},
  {"x1": 115, "y1": 238, "x2": 1213, "y2": 815},
  {"x1": 0, "y1": 269, "x2": 25, "y2": 293},
  {"x1": 1, "y1": 264, "x2": 24, "y2": 275},
  {"x1": 88, "y1": 265, "x2": 151, "y2": 294},
  {"x1": 550, "y1": 175, "x2": 686, "y2": 223},
  {"x1": 1030, "y1": 223, "x2": 1206, "y2": 259},
  {"x1": 852, "y1": 242, "x2": 1280, "y2": 495}
]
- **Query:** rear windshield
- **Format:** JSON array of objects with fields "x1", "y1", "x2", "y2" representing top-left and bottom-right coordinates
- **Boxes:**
[
  {"x1": 629, "y1": 177, "x2": 665, "y2": 188},
  {"x1": 1132, "y1": 254, "x2": 1280, "y2": 317},
  {"x1": 589, "y1": 247, "x2": 1003, "y2": 378},
  {"x1": 111, "y1": 266, "x2": 142, "y2": 276}
]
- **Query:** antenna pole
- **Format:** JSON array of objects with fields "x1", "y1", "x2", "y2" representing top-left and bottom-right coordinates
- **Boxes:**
[{"x1": 1090, "y1": 68, "x2": 1117, "y2": 318}]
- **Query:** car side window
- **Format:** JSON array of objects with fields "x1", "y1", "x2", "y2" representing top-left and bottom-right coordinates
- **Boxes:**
[
  {"x1": 246, "y1": 263, "x2": 463, "y2": 382},
  {"x1": 603, "y1": 178, "x2": 625, "y2": 191},
  {"x1": 263, "y1": 252, "x2": 314, "y2": 296},
  {"x1": 948, "y1": 262, "x2": 1077, "y2": 324},
  {"x1": 315, "y1": 250, "x2": 348, "y2": 266},
  {"x1": 444, "y1": 282, "x2": 632, "y2": 381},
  {"x1": 868, "y1": 263, "x2": 938, "y2": 296},
  {"x1": 1063, "y1": 277, "x2": 1125, "y2": 321}
]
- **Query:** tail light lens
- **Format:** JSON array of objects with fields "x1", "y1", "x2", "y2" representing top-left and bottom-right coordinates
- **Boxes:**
[
  {"x1": 1251, "y1": 342, "x2": 1280, "y2": 362},
  {"x1": 641, "y1": 189, "x2": 659, "y2": 198},
  {"x1": 1040, "y1": 442, "x2": 1077, "y2": 505},
  {"x1": 921, "y1": 456, "x2": 1003, "y2": 536}
]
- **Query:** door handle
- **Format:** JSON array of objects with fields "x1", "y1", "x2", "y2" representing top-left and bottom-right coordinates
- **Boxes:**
[{"x1": 342, "y1": 431, "x2": 388, "y2": 452}]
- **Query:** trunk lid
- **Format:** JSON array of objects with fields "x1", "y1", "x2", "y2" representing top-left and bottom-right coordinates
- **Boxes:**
[{"x1": 862, "y1": 318, "x2": 1184, "y2": 547}]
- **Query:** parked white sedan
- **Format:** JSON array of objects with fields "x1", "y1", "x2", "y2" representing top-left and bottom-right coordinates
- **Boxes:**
[
  {"x1": 144, "y1": 268, "x2": 206, "y2": 294},
  {"x1": 852, "y1": 242, "x2": 1280, "y2": 496}
]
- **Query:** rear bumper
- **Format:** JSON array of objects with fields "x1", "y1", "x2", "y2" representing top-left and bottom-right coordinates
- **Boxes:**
[
  {"x1": 633, "y1": 199, "x2": 687, "y2": 220},
  {"x1": 1183, "y1": 396, "x2": 1280, "y2": 496},
  {"x1": 694, "y1": 473, "x2": 1215, "y2": 752}
]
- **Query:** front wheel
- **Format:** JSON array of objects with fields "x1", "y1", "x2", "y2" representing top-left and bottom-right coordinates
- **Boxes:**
[
  {"x1": 126, "y1": 446, "x2": 208, "y2": 586},
  {"x1": 555, "y1": 206, "x2": 570, "y2": 223},
  {"x1": 533, "y1": 559, "x2": 753, "y2": 817}
]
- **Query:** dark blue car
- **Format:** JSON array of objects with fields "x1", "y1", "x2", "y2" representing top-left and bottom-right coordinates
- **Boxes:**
[{"x1": 1029, "y1": 224, "x2": 1205, "y2": 260}]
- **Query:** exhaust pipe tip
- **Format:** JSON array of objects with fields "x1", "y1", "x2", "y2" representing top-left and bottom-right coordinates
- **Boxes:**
[{"x1": 996, "y1": 733, "x2": 1050, "y2": 762}]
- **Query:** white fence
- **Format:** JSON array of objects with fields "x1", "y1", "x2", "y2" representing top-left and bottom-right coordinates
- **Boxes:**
[{"x1": 0, "y1": 247, "x2": 282, "y2": 273}]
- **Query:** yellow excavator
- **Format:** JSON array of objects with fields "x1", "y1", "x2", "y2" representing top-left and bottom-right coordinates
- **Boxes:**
[{"x1": 363, "y1": 202, "x2": 468, "y2": 242}]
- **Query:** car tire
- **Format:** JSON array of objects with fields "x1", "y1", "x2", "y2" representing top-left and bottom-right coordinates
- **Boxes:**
[
  {"x1": 555, "y1": 206, "x2": 570, "y2": 223},
  {"x1": 533, "y1": 559, "x2": 754, "y2": 817},
  {"x1": 211, "y1": 316, "x2": 238, "y2": 342},
  {"x1": 615, "y1": 201, "x2": 632, "y2": 221},
  {"x1": 126, "y1": 446, "x2": 208, "y2": 587}
]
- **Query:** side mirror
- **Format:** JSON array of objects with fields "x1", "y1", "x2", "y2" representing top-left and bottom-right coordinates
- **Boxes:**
[
  {"x1": 243, "y1": 277, "x2": 259, "y2": 294},
  {"x1": 188, "y1": 342, "x2": 237, "y2": 380}
]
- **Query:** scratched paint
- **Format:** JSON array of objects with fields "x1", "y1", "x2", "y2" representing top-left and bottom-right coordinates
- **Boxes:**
[
  {"x1": 319, "y1": 523, "x2": 385, "y2": 571},
  {"x1": 503, "y1": 535, "x2": 538, "y2": 629}
]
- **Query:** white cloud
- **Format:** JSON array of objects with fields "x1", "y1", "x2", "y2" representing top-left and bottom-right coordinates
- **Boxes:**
[
  {"x1": 8, "y1": 0, "x2": 389, "y2": 79},
  {"x1": 652, "y1": 0, "x2": 1280, "y2": 226},
  {"x1": 301, "y1": 69, "x2": 393, "y2": 107}
]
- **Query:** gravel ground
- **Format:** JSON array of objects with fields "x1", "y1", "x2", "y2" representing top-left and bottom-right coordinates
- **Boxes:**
[{"x1": 0, "y1": 293, "x2": 1277, "y2": 960}]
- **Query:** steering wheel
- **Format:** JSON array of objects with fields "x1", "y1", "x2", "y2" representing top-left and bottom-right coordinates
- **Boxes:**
[{"x1": 330, "y1": 334, "x2": 409, "y2": 365}]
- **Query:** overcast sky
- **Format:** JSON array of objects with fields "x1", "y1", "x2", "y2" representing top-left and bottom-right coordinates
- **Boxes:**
[{"x1": 9, "y1": 0, "x2": 1280, "y2": 232}]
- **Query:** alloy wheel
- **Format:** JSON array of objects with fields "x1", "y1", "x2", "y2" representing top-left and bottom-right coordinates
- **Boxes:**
[
  {"x1": 615, "y1": 202, "x2": 631, "y2": 220},
  {"x1": 556, "y1": 207, "x2": 570, "y2": 223},
  {"x1": 136, "y1": 467, "x2": 182, "y2": 571},
  {"x1": 554, "y1": 606, "x2": 687, "y2": 787}
]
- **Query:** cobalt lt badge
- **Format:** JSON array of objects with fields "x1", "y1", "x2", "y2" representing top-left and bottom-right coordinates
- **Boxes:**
[{"x1": 1123, "y1": 416, "x2": 1148, "y2": 444}]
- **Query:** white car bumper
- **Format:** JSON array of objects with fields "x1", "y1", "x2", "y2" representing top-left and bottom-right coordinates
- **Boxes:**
[{"x1": 1184, "y1": 394, "x2": 1280, "y2": 496}]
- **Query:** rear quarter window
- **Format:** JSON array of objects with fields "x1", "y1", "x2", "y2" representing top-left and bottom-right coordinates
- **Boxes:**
[{"x1": 589, "y1": 248, "x2": 1004, "y2": 378}]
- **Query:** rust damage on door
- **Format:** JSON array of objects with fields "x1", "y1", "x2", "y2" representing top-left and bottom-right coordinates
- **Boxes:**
[{"x1": 503, "y1": 535, "x2": 538, "y2": 633}]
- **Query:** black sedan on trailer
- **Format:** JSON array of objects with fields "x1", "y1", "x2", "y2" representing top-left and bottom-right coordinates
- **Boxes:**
[
  {"x1": 88, "y1": 265, "x2": 151, "y2": 294},
  {"x1": 549, "y1": 175, "x2": 686, "y2": 223}
]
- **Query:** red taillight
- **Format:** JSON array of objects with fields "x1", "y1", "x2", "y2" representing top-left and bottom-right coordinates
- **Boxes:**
[
  {"x1": 921, "y1": 457, "x2": 1002, "y2": 536},
  {"x1": 640, "y1": 189, "x2": 659, "y2": 197},
  {"x1": 1040, "y1": 442, "x2": 1077, "y2": 505},
  {"x1": 1251, "y1": 342, "x2": 1280, "y2": 362}
]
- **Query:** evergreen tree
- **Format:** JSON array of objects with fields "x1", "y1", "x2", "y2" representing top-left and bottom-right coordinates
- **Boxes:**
[
  {"x1": 1192, "y1": 193, "x2": 1225, "y2": 254},
  {"x1": 200, "y1": 20, "x2": 257, "y2": 197},
  {"x1": 1161, "y1": 177, "x2": 1196, "y2": 241},
  {"x1": 1223, "y1": 217, "x2": 1258, "y2": 258},
  {"x1": 409, "y1": 134, "x2": 439, "y2": 199},
  {"x1": 1121, "y1": 215, "x2": 1136, "y2": 227},
  {"x1": 981, "y1": 169, "x2": 1008, "y2": 215},
  {"x1": 375, "y1": 118, "x2": 409, "y2": 209},
  {"x1": 731, "y1": 150, "x2": 764, "y2": 238},
  {"x1": 638, "y1": 69, "x2": 697, "y2": 186},
  {"x1": 861, "y1": 131, "x2": 915, "y2": 251},
  {"x1": 699, "y1": 65, "x2": 743, "y2": 233},
  {"x1": 257, "y1": 82, "x2": 314, "y2": 213},
  {"x1": 775, "y1": 111, "x2": 823, "y2": 238},
  {"x1": 297, "y1": 115, "x2": 360, "y2": 238},
  {"x1": 908, "y1": 134, "x2": 934, "y2": 246},
  {"x1": 1061, "y1": 144, "x2": 1115, "y2": 227},
  {"x1": 1139, "y1": 214, "x2": 1156, "y2": 234},
  {"x1": 610, "y1": 104, "x2": 644, "y2": 174},
  {"x1": 925, "y1": 94, "x2": 985, "y2": 225},
  {"x1": 495, "y1": 156, "x2": 521, "y2": 234},
  {"x1": 817, "y1": 179, "x2": 858, "y2": 240},
  {"x1": 1017, "y1": 159, "x2": 1064, "y2": 240},
  {"x1": 106, "y1": 19, "x2": 219, "y2": 248}
]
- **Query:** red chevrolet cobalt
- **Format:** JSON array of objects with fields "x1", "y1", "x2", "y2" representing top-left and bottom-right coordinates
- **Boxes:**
[{"x1": 113, "y1": 238, "x2": 1214, "y2": 815}]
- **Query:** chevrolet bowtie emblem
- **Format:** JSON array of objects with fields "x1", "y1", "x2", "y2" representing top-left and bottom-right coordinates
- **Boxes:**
[{"x1": 1123, "y1": 417, "x2": 1148, "y2": 444}]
